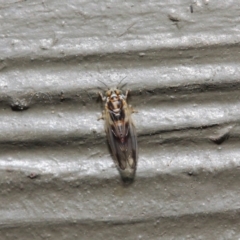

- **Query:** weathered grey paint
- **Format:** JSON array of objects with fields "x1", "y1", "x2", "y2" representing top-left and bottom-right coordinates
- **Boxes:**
[{"x1": 0, "y1": 0, "x2": 240, "y2": 239}]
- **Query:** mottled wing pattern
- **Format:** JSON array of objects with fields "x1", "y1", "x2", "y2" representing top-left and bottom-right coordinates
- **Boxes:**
[{"x1": 105, "y1": 106, "x2": 138, "y2": 171}]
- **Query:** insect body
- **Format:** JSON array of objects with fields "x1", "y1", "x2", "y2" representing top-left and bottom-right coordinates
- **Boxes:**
[{"x1": 99, "y1": 88, "x2": 138, "y2": 182}]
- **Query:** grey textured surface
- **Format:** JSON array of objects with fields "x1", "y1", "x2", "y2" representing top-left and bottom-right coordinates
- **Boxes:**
[{"x1": 1, "y1": 0, "x2": 240, "y2": 239}]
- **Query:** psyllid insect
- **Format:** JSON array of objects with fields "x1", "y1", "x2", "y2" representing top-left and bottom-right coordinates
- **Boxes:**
[{"x1": 98, "y1": 84, "x2": 138, "y2": 182}]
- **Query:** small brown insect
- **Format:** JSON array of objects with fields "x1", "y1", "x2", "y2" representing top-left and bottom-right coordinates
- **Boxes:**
[{"x1": 99, "y1": 83, "x2": 138, "y2": 182}]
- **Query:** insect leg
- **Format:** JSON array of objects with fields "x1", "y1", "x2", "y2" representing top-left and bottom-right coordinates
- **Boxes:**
[
  {"x1": 99, "y1": 92, "x2": 106, "y2": 102},
  {"x1": 125, "y1": 90, "x2": 129, "y2": 100},
  {"x1": 122, "y1": 90, "x2": 129, "y2": 100},
  {"x1": 97, "y1": 110, "x2": 105, "y2": 121},
  {"x1": 129, "y1": 105, "x2": 138, "y2": 113}
]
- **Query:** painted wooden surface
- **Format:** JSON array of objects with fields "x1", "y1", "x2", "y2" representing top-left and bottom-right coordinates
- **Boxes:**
[{"x1": 1, "y1": 0, "x2": 240, "y2": 239}]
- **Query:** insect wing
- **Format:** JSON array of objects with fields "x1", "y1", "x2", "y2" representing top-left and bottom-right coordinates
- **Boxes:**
[{"x1": 105, "y1": 107, "x2": 138, "y2": 175}]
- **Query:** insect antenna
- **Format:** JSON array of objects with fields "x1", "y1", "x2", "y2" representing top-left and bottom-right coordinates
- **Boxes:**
[
  {"x1": 97, "y1": 79, "x2": 109, "y2": 90},
  {"x1": 97, "y1": 86, "x2": 105, "y2": 92},
  {"x1": 116, "y1": 76, "x2": 127, "y2": 89},
  {"x1": 119, "y1": 82, "x2": 128, "y2": 90}
]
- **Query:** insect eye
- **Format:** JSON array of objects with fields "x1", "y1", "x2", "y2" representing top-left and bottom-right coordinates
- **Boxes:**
[
  {"x1": 106, "y1": 90, "x2": 111, "y2": 96},
  {"x1": 115, "y1": 90, "x2": 120, "y2": 95}
]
